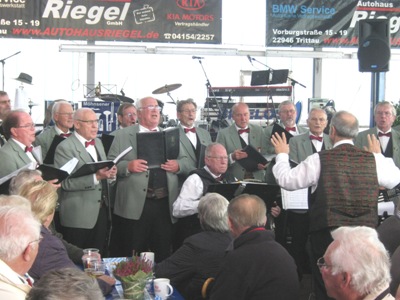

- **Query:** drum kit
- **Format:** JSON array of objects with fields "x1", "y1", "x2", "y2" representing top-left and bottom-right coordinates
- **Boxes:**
[{"x1": 152, "y1": 83, "x2": 182, "y2": 127}]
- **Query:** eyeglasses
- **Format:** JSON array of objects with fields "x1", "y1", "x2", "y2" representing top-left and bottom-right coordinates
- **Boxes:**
[
  {"x1": 280, "y1": 109, "x2": 296, "y2": 114},
  {"x1": 139, "y1": 105, "x2": 161, "y2": 111},
  {"x1": 376, "y1": 111, "x2": 392, "y2": 117},
  {"x1": 180, "y1": 109, "x2": 197, "y2": 114},
  {"x1": 57, "y1": 112, "x2": 74, "y2": 116},
  {"x1": 29, "y1": 235, "x2": 43, "y2": 246},
  {"x1": 207, "y1": 156, "x2": 229, "y2": 161},
  {"x1": 317, "y1": 257, "x2": 332, "y2": 269},
  {"x1": 124, "y1": 113, "x2": 137, "y2": 117},
  {"x1": 76, "y1": 119, "x2": 99, "y2": 125},
  {"x1": 16, "y1": 123, "x2": 35, "y2": 129}
]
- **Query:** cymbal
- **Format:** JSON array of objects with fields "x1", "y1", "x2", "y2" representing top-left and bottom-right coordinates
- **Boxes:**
[
  {"x1": 98, "y1": 94, "x2": 134, "y2": 103},
  {"x1": 28, "y1": 101, "x2": 39, "y2": 107},
  {"x1": 152, "y1": 83, "x2": 182, "y2": 95}
]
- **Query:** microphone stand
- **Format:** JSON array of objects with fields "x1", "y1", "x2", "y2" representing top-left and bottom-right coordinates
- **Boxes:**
[
  {"x1": 194, "y1": 59, "x2": 224, "y2": 132},
  {"x1": 0, "y1": 51, "x2": 21, "y2": 90}
]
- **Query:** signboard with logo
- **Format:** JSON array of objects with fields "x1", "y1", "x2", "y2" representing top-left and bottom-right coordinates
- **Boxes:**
[
  {"x1": 266, "y1": 0, "x2": 400, "y2": 48},
  {"x1": 0, "y1": 0, "x2": 222, "y2": 44},
  {"x1": 82, "y1": 101, "x2": 120, "y2": 136}
]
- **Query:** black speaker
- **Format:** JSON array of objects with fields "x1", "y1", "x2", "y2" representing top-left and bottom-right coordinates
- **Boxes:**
[{"x1": 358, "y1": 19, "x2": 391, "y2": 72}]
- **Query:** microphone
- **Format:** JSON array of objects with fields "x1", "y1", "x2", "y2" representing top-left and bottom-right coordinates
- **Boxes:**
[
  {"x1": 192, "y1": 56, "x2": 204, "y2": 59},
  {"x1": 247, "y1": 55, "x2": 253, "y2": 64}
]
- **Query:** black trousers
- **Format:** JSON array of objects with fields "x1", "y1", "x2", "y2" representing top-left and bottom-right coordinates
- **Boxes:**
[
  {"x1": 110, "y1": 197, "x2": 173, "y2": 263},
  {"x1": 60, "y1": 205, "x2": 108, "y2": 257}
]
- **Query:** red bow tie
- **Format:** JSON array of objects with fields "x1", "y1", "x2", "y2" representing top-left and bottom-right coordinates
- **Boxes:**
[
  {"x1": 378, "y1": 132, "x2": 391, "y2": 137},
  {"x1": 85, "y1": 140, "x2": 95, "y2": 148},
  {"x1": 60, "y1": 133, "x2": 71, "y2": 138},
  {"x1": 215, "y1": 175, "x2": 223, "y2": 182},
  {"x1": 310, "y1": 135, "x2": 323, "y2": 142},
  {"x1": 25, "y1": 146, "x2": 33, "y2": 153},
  {"x1": 184, "y1": 127, "x2": 196, "y2": 133},
  {"x1": 238, "y1": 128, "x2": 250, "y2": 134},
  {"x1": 285, "y1": 127, "x2": 296, "y2": 132}
]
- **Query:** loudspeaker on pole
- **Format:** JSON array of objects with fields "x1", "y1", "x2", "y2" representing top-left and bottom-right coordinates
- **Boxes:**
[{"x1": 357, "y1": 19, "x2": 391, "y2": 72}]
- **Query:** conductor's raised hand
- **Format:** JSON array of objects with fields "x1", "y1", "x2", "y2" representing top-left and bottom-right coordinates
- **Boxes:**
[
  {"x1": 364, "y1": 134, "x2": 381, "y2": 154},
  {"x1": 271, "y1": 132, "x2": 289, "y2": 154},
  {"x1": 127, "y1": 159, "x2": 148, "y2": 173}
]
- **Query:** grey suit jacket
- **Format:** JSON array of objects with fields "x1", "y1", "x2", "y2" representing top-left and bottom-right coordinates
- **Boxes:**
[
  {"x1": 107, "y1": 125, "x2": 180, "y2": 223},
  {"x1": 289, "y1": 132, "x2": 332, "y2": 163},
  {"x1": 176, "y1": 125, "x2": 212, "y2": 178},
  {"x1": 34, "y1": 126, "x2": 58, "y2": 163},
  {"x1": 216, "y1": 123, "x2": 267, "y2": 181},
  {"x1": 54, "y1": 134, "x2": 106, "y2": 229},
  {"x1": 0, "y1": 139, "x2": 35, "y2": 178},
  {"x1": 355, "y1": 127, "x2": 400, "y2": 168},
  {"x1": 264, "y1": 122, "x2": 308, "y2": 155}
]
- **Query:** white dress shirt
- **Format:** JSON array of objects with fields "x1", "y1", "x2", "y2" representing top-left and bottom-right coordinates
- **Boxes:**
[
  {"x1": 273, "y1": 140, "x2": 400, "y2": 193},
  {"x1": 172, "y1": 166, "x2": 219, "y2": 218}
]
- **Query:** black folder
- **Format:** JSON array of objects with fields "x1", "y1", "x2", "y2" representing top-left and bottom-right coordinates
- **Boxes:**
[
  {"x1": 237, "y1": 144, "x2": 268, "y2": 172},
  {"x1": 207, "y1": 182, "x2": 281, "y2": 209},
  {"x1": 101, "y1": 133, "x2": 115, "y2": 156},
  {"x1": 37, "y1": 164, "x2": 69, "y2": 184},
  {"x1": 271, "y1": 123, "x2": 293, "y2": 142},
  {"x1": 197, "y1": 144, "x2": 207, "y2": 169},
  {"x1": 69, "y1": 146, "x2": 132, "y2": 178},
  {"x1": 137, "y1": 127, "x2": 180, "y2": 169},
  {"x1": 43, "y1": 135, "x2": 65, "y2": 165}
]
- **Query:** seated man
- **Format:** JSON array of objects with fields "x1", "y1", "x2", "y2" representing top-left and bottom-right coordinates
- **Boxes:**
[
  {"x1": 209, "y1": 194, "x2": 299, "y2": 300},
  {"x1": 26, "y1": 267, "x2": 103, "y2": 300},
  {"x1": 0, "y1": 205, "x2": 41, "y2": 300},
  {"x1": 320, "y1": 226, "x2": 392, "y2": 300},
  {"x1": 155, "y1": 193, "x2": 232, "y2": 300}
]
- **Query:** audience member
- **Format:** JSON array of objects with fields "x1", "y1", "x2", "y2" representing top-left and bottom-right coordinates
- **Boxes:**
[
  {"x1": 10, "y1": 169, "x2": 84, "y2": 264},
  {"x1": 19, "y1": 180, "x2": 115, "y2": 295},
  {"x1": 272, "y1": 110, "x2": 400, "y2": 299},
  {"x1": 155, "y1": 193, "x2": 232, "y2": 300},
  {"x1": 320, "y1": 226, "x2": 393, "y2": 300},
  {"x1": 265, "y1": 100, "x2": 308, "y2": 155},
  {"x1": 209, "y1": 194, "x2": 299, "y2": 300},
  {"x1": 54, "y1": 108, "x2": 117, "y2": 255},
  {"x1": 286, "y1": 108, "x2": 332, "y2": 279},
  {"x1": 0, "y1": 205, "x2": 41, "y2": 300},
  {"x1": 216, "y1": 102, "x2": 267, "y2": 181},
  {"x1": 26, "y1": 267, "x2": 104, "y2": 300},
  {"x1": 108, "y1": 96, "x2": 182, "y2": 262},
  {"x1": 34, "y1": 100, "x2": 74, "y2": 161},
  {"x1": 175, "y1": 98, "x2": 212, "y2": 184},
  {"x1": 116, "y1": 102, "x2": 137, "y2": 129},
  {"x1": 377, "y1": 200, "x2": 400, "y2": 256},
  {"x1": 355, "y1": 101, "x2": 400, "y2": 167},
  {"x1": 0, "y1": 91, "x2": 11, "y2": 146},
  {"x1": 0, "y1": 110, "x2": 41, "y2": 178}
]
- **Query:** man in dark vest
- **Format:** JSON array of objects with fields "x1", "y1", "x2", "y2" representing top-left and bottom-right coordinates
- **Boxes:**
[
  {"x1": 172, "y1": 142, "x2": 233, "y2": 248},
  {"x1": 271, "y1": 110, "x2": 400, "y2": 300}
]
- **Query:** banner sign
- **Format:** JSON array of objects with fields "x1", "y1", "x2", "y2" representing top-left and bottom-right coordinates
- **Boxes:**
[
  {"x1": 82, "y1": 101, "x2": 120, "y2": 136},
  {"x1": 266, "y1": 0, "x2": 400, "y2": 48},
  {"x1": 0, "y1": 0, "x2": 221, "y2": 44}
]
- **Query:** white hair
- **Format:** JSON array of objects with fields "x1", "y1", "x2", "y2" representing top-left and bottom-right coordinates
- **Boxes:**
[
  {"x1": 0, "y1": 205, "x2": 41, "y2": 261},
  {"x1": 329, "y1": 226, "x2": 391, "y2": 296}
]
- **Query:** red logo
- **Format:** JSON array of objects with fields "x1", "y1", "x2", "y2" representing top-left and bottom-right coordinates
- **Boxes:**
[{"x1": 176, "y1": 0, "x2": 205, "y2": 11}]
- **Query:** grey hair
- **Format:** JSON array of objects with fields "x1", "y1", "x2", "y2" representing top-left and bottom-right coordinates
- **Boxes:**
[
  {"x1": 330, "y1": 110, "x2": 359, "y2": 138},
  {"x1": 51, "y1": 100, "x2": 70, "y2": 119},
  {"x1": 9, "y1": 169, "x2": 42, "y2": 195},
  {"x1": 278, "y1": 100, "x2": 296, "y2": 112},
  {"x1": 0, "y1": 205, "x2": 41, "y2": 261},
  {"x1": 205, "y1": 142, "x2": 225, "y2": 157},
  {"x1": 198, "y1": 193, "x2": 229, "y2": 233},
  {"x1": 329, "y1": 226, "x2": 391, "y2": 296},
  {"x1": 26, "y1": 267, "x2": 104, "y2": 300},
  {"x1": 228, "y1": 194, "x2": 266, "y2": 230},
  {"x1": 307, "y1": 108, "x2": 327, "y2": 119},
  {"x1": 374, "y1": 101, "x2": 396, "y2": 117}
]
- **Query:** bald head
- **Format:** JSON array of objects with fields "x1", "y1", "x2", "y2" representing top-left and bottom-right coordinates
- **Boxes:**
[{"x1": 329, "y1": 111, "x2": 359, "y2": 141}]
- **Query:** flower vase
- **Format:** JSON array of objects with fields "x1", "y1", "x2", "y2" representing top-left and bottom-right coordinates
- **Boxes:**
[{"x1": 121, "y1": 279, "x2": 147, "y2": 300}]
